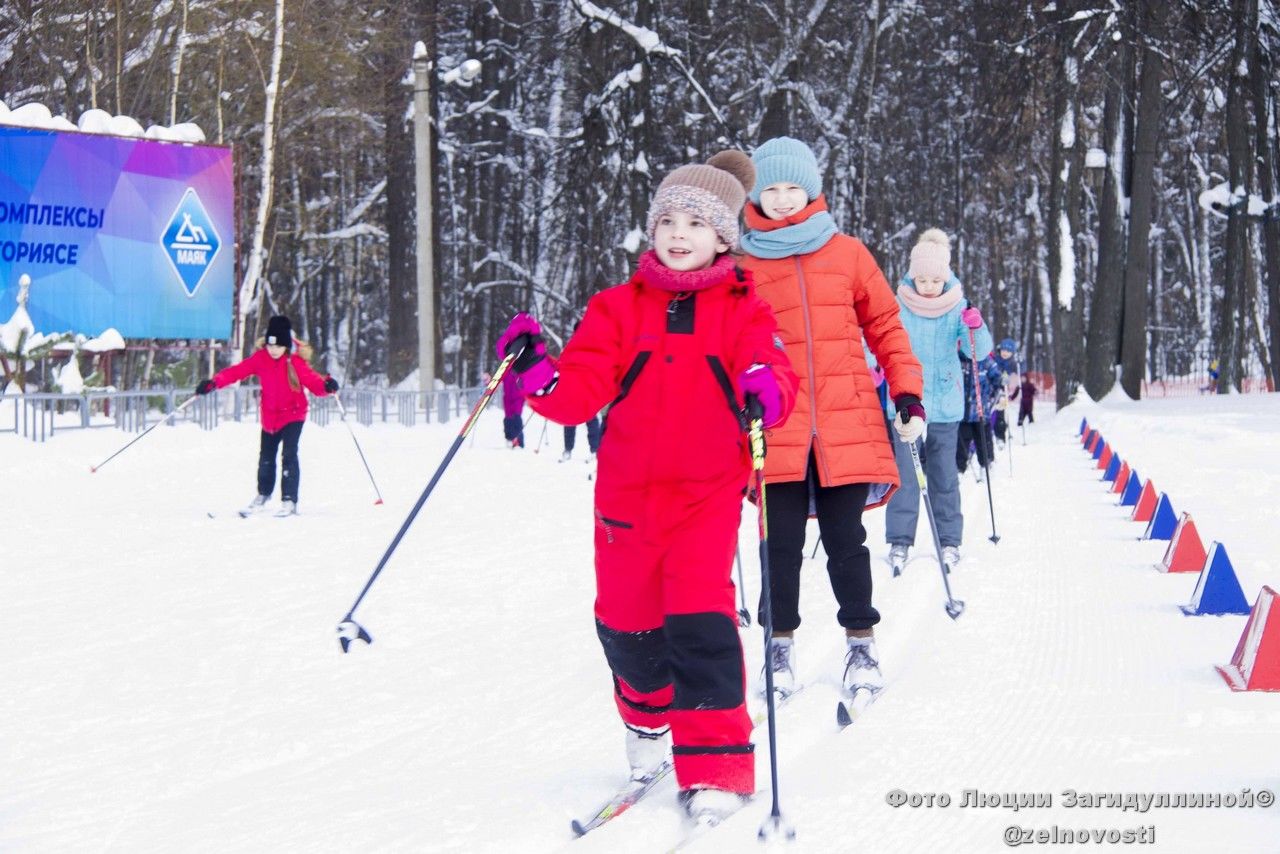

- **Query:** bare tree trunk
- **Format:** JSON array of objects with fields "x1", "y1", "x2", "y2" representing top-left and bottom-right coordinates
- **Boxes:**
[
  {"x1": 1119, "y1": 8, "x2": 1164, "y2": 399},
  {"x1": 169, "y1": 0, "x2": 189, "y2": 125},
  {"x1": 114, "y1": 0, "x2": 123, "y2": 115},
  {"x1": 1217, "y1": 0, "x2": 1256, "y2": 392},
  {"x1": 1084, "y1": 38, "x2": 1131, "y2": 399},
  {"x1": 1251, "y1": 21, "x2": 1280, "y2": 388},
  {"x1": 1048, "y1": 45, "x2": 1084, "y2": 408},
  {"x1": 383, "y1": 8, "x2": 415, "y2": 385},
  {"x1": 236, "y1": 0, "x2": 286, "y2": 358}
]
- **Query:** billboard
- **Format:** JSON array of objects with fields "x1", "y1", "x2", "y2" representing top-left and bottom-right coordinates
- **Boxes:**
[{"x1": 0, "y1": 126, "x2": 235, "y2": 339}]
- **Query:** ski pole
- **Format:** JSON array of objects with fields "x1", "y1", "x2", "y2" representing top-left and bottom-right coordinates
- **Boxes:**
[
  {"x1": 906, "y1": 437, "x2": 965, "y2": 620},
  {"x1": 532, "y1": 415, "x2": 549, "y2": 454},
  {"x1": 967, "y1": 329, "x2": 1000, "y2": 544},
  {"x1": 746, "y1": 397, "x2": 795, "y2": 843},
  {"x1": 89, "y1": 394, "x2": 197, "y2": 473},
  {"x1": 337, "y1": 352, "x2": 517, "y2": 652},
  {"x1": 810, "y1": 535, "x2": 822, "y2": 560},
  {"x1": 332, "y1": 395, "x2": 384, "y2": 505},
  {"x1": 734, "y1": 543, "x2": 751, "y2": 627}
]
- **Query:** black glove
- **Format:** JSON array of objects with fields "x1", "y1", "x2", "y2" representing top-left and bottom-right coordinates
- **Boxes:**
[
  {"x1": 196, "y1": 379, "x2": 216, "y2": 395},
  {"x1": 324, "y1": 377, "x2": 340, "y2": 393}
]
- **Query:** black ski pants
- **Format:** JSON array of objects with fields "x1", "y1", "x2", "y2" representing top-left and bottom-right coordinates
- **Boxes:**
[
  {"x1": 563, "y1": 416, "x2": 601, "y2": 454},
  {"x1": 258, "y1": 421, "x2": 303, "y2": 502},
  {"x1": 758, "y1": 453, "x2": 877, "y2": 633},
  {"x1": 957, "y1": 420, "x2": 994, "y2": 472}
]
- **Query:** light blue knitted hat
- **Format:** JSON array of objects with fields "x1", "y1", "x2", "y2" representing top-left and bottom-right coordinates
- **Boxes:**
[{"x1": 749, "y1": 136, "x2": 822, "y2": 203}]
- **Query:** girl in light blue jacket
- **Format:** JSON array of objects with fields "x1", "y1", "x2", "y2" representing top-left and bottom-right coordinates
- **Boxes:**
[{"x1": 885, "y1": 228, "x2": 993, "y2": 573}]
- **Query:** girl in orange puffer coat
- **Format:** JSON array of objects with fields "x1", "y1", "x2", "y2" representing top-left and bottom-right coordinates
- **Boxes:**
[{"x1": 739, "y1": 137, "x2": 923, "y2": 699}]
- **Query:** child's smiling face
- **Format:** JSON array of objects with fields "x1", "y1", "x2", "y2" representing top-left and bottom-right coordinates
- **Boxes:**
[
  {"x1": 266, "y1": 344, "x2": 287, "y2": 359},
  {"x1": 758, "y1": 183, "x2": 809, "y2": 220},
  {"x1": 653, "y1": 210, "x2": 728, "y2": 271}
]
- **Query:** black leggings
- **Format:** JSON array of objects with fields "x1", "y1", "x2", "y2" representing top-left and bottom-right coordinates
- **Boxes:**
[
  {"x1": 258, "y1": 421, "x2": 303, "y2": 501},
  {"x1": 957, "y1": 420, "x2": 994, "y2": 471},
  {"x1": 758, "y1": 454, "x2": 877, "y2": 633}
]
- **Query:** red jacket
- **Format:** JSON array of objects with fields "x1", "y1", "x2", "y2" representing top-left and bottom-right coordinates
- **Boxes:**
[
  {"x1": 213, "y1": 348, "x2": 331, "y2": 433},
  {"x1": 527, "y1": 253, "x2": 797, "y2": 529}
]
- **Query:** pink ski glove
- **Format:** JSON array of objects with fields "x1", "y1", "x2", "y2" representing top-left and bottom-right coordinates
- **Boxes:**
[
  {"x1": 961, "y1": 307, "x2": 984, "y2": 330},
  {"x1": 739, "y1": 364, "x2": 784, "y2": 428},
  {"x1": 495, "y1": 313, "x2": 556, "y2": 396}
]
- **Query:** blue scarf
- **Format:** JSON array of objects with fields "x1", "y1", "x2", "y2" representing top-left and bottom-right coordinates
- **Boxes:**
[{"x1": 740, "y1": 211, "x2": 839, "y2": 259}]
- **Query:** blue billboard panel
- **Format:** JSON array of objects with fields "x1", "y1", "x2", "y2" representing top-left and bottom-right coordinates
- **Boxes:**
[{"x1": 0, "y1": 126, "x2": 235, "y2": 339}]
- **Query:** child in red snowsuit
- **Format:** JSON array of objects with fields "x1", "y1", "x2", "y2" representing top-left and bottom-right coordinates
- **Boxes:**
[
  {"x1": 495, "y1": 152, "x2": 796, "y2": 818},
  {"x1": 196, "y1": 315, "x2": 338, "y2": 513}
]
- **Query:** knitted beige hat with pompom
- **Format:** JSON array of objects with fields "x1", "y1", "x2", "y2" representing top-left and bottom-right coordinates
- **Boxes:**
[
  {"x1": 909, "y1": 227, "x2": 952, "y2": 281},
  {"x1": 645, "y1": 150, "x2": 756, "y2": 249}
]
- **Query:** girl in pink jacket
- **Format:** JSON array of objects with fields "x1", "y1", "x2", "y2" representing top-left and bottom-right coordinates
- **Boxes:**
[{"x1": 197, "y1": 315, "x2": 338, "y2": 515}]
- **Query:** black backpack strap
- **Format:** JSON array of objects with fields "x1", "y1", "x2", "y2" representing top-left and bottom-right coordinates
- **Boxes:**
[{"x1": 706, "y1": 355, "x2": 748, "y2": 431}]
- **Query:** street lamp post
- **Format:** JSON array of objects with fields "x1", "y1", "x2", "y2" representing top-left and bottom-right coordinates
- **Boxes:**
[{"x1": 412, "y1": 43, "x2": 480, "y2": 398}]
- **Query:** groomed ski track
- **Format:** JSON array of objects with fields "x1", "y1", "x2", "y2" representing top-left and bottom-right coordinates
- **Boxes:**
[{"x1": 2, "y1": 397, "x2": 1277, "y2": 852}]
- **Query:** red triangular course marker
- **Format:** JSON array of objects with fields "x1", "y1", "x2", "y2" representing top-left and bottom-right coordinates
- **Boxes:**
[
  {"x1": 1131, "y1": 480, "x2": 1157, "y2": 522},
  {"x1": 1112, "y1": 461, "x2": 1131, "y2": 494},
  {"x1": 1217, "y1": 586, "x2": 1280, "y2": 692},
  {"x1": 1159, "y1": 513, "x2": 1207, "y2": 573},
  {"x1": 1096, "y1": 444, "x2": 1113, "y2": 470}
]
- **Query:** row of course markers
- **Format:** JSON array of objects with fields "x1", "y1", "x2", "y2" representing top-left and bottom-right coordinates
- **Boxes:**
[{"x1": 1078, "y1": 418, "x2": 1279, "y2": 693}]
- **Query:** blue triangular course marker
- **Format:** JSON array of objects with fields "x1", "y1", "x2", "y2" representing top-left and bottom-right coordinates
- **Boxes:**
[
  {"x1": 1102, "y1": 455, "x2": 1121, "y2": 482},
  {"x1": 1119, "y1": 470, "x2": 1142, "y2": 506},
  {"x1": 1181, "y1": 543, "x2": 1252, "y2": 616},
  {"x1": 1092, "y1": 439, "x2": 1106, "y2": 461},
  {"x1": 1143, "y1": 493, "x2": 1178, "y2": 540},
  {"x1": 1079, "y1": 417, "x2": 1088, "y2": 436}
]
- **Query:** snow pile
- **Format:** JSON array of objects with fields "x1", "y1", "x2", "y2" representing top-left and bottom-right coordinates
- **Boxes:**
[
  {"x1": 54, "y1": 353, "x2": 84, "y2": 393},
  {"x1": 0, "y1": 302, "x2": 35, "y2": 353},
  {"x1": 0, "y1": 99, "x2": 206, "y2": 143},
  {"x1": 80, "y1": 328, "x2": 126, "y2": 353}
]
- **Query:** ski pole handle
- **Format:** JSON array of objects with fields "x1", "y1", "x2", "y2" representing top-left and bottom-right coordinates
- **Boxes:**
[
  {"x1": 745, "y1": 396, "x2": 766, "y2": 474},
  {"x1": 907, "y1": 438, "x2": 928, "y2": 492}
]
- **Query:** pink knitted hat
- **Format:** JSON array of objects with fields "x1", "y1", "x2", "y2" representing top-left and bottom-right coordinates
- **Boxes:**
[{"x1": 908, "y1": 228, "x2": 952, "y2": 281}]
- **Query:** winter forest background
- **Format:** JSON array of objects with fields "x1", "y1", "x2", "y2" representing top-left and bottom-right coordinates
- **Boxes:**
[{"x1": 3, "y1": 0, "x2": 1279, "y2": 406}]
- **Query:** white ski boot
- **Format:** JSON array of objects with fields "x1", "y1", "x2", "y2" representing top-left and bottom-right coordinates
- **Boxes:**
[
  {"x1": 842, "y1": 637, "x2": 884, "y2": 696},
  {"x1": 679, "y1": 787, "x2": 748, "y2": 826},
  {"x1": 941, "y1": 545, "x2": 960, "y2": 573},
  {"x1": 238, "y1": 494, "x2": 269, "y2": 518},
  {"x1": 559, "y1": 449, "x2": 572, "y2": 462},
  {"x1": 888, "y1": 544, "x2": 909, "y2": 577},
  {"x1": 761, "y1": 636, "x2": 796, "y2": 698},
  {"x1": 275, "y1": 500, "x2": 298, "y2": 517},
  {"x1": 625, "y1": 725, "x2": 670, "y2": 782}
]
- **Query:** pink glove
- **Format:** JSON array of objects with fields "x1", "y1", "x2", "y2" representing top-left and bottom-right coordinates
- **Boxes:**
[
  {"x1": 495, "y1": 313, "x2": 556, "y2": 396},
  {"x1": 871, "y1": 365, "x2": 886, "y2": 388},
  {"x1": 961, "y1": 307, "x2": 983, "y2": 329},
  {"x1": 739, "y1": 364, "x2": 783, "y2": 428},
  {"x1": 495, "y1": 313, "x2": 542, "y2": 359}
]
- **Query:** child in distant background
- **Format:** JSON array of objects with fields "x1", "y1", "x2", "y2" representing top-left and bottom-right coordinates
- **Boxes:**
[
  {"x1": 499, "y1": 366, "x2": 525, "y2": 448},
  {"x1": 1011, "y1": 375, "x2": 1038, "y2": 426},
  {"x1": 196, "y1": 315, "x2": 338, "y2": 516},
  {"x1": 956, "y1": 347, "x2": 1003, "y2": 475}
]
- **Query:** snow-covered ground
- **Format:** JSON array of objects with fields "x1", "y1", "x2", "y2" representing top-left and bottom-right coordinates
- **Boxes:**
[{"x1": 3, "y1": 393, "x2": 1278, "y2": 853}]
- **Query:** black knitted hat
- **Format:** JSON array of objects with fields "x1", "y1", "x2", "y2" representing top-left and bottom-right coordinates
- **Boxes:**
[{"x1": 265, "y1": 315, "x2": 293, "y2": 351}]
